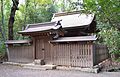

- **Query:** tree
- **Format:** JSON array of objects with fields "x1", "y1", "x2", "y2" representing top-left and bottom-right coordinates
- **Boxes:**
[
  {"x1": 0, "y1": 0, "x2": 10, "y2": 59},
  {"x1": 8, "y1": 0, "x2": 19, "y2": 40},
  {"x1": 83, "y1": 0, "x2": 120, "y2": 29},
  {"x1": 83, "y1": 0, "x2": 120, "y2": 59},
  {"x1": 13, "y1": 0, "x2": 56, "y2": 39}
]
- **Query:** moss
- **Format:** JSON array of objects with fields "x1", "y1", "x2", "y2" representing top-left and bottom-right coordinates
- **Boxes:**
[{"x1": 115, "y1": 58, "x2": 120, "y2": 62}]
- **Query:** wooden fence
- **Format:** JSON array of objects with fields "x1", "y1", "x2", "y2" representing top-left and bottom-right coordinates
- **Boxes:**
[
  {"x1": 93, "y1": 44, "x2": 109, "y2": 65},
  {"x1": 52, "y1": 43, "x2": 109, "y2": 67},
  {"x1": 8, "y1": 45, "x2": 34, "y2": 63},
  {"x1": 35, "y1": 36, "x2": 51, "y2": 64},
  {"x1": 7, "y1": 42, "x2": 109, "y2": 67},
  {"x1": 52, "y1": 43, "x2": 93, "y2": 67}
]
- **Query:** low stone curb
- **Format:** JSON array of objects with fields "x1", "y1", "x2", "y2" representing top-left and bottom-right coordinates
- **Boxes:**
[
  {"x1": 2, "y1": 62, "x2": 100, "y2": 73},
  {"x1": 3, "y1": 62, "x2": 57, "y2": 70},
  {"x1": 56, "y1": 66, "x2": 100, "y2": 73},
  {"x1": 2, "y1": 62, "x2": 24, "y2": 66}
]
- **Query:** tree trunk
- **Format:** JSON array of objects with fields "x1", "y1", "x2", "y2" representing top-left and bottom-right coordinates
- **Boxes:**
[{"x1": 8, "y1": 0, "x2": 19, "y2": 40}]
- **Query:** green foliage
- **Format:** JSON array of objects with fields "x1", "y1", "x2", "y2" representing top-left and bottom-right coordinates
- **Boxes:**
[
  {"x1": 0, "y1": 0, "x2": 57, "y2": 55},
  {"x1": 115, "y1": 58, "x2": 120, "y2": 62},
  {"x1": 83, "y1": 0, "x2": 120, "y2": 29},
  {"x1": 0, "y1": 41, "x2": 5, "y2": 52},
  {"x1": 98, "y1": 23, "x2": 120, "y2": 54},
  {"x1": 0, "y1": 40, "x2": 5, "y2": 57},
  {"x1": 53, "y1": 0, "x2": 77, "y2": 12},
  {"x1": 0, "y1": 0, "x2": 9, "y2": 56},
  {"x1": 83, "y1": 0, "x2": 120, "y2": 59},
  {"x1": 13, "y1": 0, "x2": 56, "y2": 39},
  {"x1": 0, "y1": 0, "x2": 120, "y2": 60}
]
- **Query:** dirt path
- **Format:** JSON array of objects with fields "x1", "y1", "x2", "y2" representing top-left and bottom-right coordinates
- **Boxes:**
[{"x1": 0, "y1": 64, "x2": 120, "y2": 77}]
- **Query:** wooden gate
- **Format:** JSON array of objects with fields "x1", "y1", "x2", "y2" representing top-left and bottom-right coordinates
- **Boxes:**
[{"x1": 35, "y1": 36, "x2": 51, "y2": 64}]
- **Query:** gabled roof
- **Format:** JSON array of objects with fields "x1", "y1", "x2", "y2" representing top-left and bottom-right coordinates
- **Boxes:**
[
  {"x1": 51, "y1": 11, "x2": 94, "y2": 28},
  {"x1": 51, "y1": 35, "x2": 97, "y2": 42},
  {"x1": 19, "y1": 22, "x2": 57, "y2": 33},
  {"x1": 19, "y1": 11, "x2": 95, "y2": 34}
]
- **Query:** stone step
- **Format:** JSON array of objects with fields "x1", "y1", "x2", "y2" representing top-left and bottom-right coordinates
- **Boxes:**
[
  {"x1": 23, "y1": 65, "x2": 46, "y2": 70},
  {"x1": 23, "y1": 64, "x2": 57, "y2": 70},
  {"x1": 43, "y1": 64, "x2": 57, "y2": 70},
  {"x1": 34, "y1": 59, "x2": 45, "y2": 65}
]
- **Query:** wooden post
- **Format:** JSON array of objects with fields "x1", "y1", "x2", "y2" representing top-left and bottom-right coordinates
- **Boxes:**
[
  {"x1": 91, "y1": 43, "x2": 95, "y2": 67},
  {"x1": 32, "y1": 37, "x2": 35, "y2": 60}
]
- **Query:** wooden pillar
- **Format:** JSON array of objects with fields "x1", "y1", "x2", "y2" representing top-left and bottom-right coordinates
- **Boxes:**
[
  {"x1": 91, "y1": 43, "x2": 95, "y2": 67},
  {"x1": 32, "y1": 37, "x2": 36, "y2": 59}
]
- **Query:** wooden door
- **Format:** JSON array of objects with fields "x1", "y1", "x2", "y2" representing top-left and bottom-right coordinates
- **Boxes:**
[
  {"x1": 44, "y1": 37, "x2": 51, "y2": 63},
  {"x1": 35, "y1": 36, "x2": 51, "y2": 64},
  {"x1": 35, "y1": 39, "x2": 44, "y2": 59}
]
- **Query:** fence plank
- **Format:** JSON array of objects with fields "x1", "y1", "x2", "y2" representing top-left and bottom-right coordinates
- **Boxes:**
[
  {"x1": 94, "y1": 44, "x2": 109, "y2": 65},
  {"x1": 8, "y1": 45, "x2": 34, "y2": 63}
]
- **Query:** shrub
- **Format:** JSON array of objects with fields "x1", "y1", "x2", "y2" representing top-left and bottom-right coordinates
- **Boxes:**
[{"x1": 98, "y1": 23, "x2": 120, "y2": 60}]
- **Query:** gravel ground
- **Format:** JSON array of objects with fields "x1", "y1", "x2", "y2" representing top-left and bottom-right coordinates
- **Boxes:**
[{"x1": 0, "y1": 64, "x2": 120, "y2": 77}]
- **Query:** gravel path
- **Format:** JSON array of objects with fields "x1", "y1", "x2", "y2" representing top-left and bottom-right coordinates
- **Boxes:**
[{"x1": 0, "y1": 64, "x2": 120, "y2": 77}]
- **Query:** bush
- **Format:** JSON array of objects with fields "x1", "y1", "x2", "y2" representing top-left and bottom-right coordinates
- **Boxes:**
[
  {"x1": 98, "y1": 23, "x2": 120, "y2": 60},
  {"x1": 0, "y1": 41, "x2": 5, "y2": 60}
]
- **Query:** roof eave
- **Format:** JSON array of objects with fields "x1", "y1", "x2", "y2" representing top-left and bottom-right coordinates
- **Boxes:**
[
  {"x1": 5, "y1": 40, "x2": 32, "y2": 44},
  {"x1": 18, "y1": 29, "x2": 54, "y2": 35},
  {"x1": 51, "y1": 39, "x2": 97, "y2": 43},
  {"x1": 50, "y1": 36, "x2": 97, "y2": 43}
]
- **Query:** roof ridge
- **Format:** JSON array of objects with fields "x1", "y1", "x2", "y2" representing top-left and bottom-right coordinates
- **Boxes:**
[{"x1": 53, "y1": 11, "x2": 81, "y2": 17}]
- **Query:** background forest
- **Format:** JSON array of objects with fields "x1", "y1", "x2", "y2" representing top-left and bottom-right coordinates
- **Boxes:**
[{"x1": 0, "y1": 0, "x2": 120, "y2": 60}]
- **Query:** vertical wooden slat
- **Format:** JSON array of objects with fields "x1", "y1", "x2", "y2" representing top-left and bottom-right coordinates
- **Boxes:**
[
  {"x1": 94, "y1": 44, "x2": 109, "y2": 65},
  {"x1": 8, "y1": 45, "x2": 34, "y2": 63},
  {"x1": 79, "y1": 43, "x2": 82, "y2": 67},
  {"x1": 51, "y1": 42, "x2": 108, "y2": 67}
]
